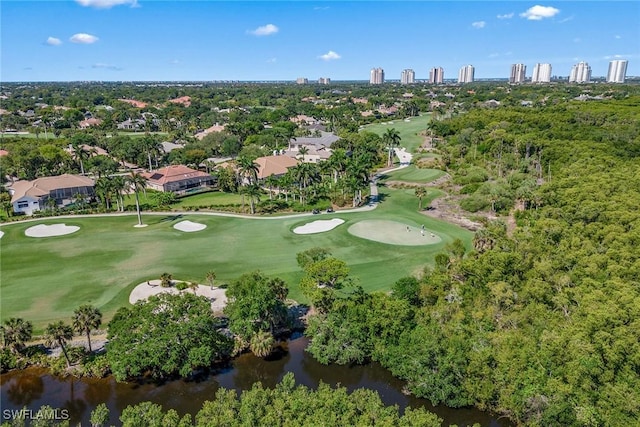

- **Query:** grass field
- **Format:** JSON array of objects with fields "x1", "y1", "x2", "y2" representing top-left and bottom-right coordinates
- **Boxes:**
[
  {"x1": 362, "y1": 114, "x2": 432, "y2": 153},
  {"x1": 380, "y1": 165, "x2": 445, "y2": 183},
  {"x1": 0, "y1": 183, "x2": 472, "y2": 331}
]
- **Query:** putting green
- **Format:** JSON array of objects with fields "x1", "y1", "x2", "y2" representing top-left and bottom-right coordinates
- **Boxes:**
[{"x1": 348, "y1": 220, "x2": 441, "y2": 246}]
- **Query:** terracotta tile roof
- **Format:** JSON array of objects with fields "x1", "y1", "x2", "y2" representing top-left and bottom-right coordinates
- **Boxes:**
[
  {"x1": 168, "y1": 96, "x2": 192, "y2": 107},
  {"x1": 194, "y1": 124, "x2": 226, "y2": 140},
  {"x1": 255, "y1": 155, "x2": 299, "y2": 179},
  {"x1": 141, "y1": 165, "x2": 211, "y2": 185},
  {"x1": 119, "y1": 99, "x2": 148, "y2": 108},
  {"x1": 79, "y1": 118, "x2": 103, "y2": 128},
  {"x1": 9, "y1": 174, "x2": 95, "y2": 203}
]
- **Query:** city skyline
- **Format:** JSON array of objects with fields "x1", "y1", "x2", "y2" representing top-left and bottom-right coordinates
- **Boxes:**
[{"x1": 1, "y1": 1, "x2": 639, "y2": 82}]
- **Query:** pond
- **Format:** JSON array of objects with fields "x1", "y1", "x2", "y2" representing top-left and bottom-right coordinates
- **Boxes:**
[{"x1": 1, "y1": 336, "x2": 511, "y2": 426}]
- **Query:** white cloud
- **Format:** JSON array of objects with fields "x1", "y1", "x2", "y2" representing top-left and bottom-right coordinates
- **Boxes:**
[
  {"x1": 46, "y1": 37, "x2": 62, "y2": 46},
  {"x1": 70, "y1": 33, "x2": 99, "y2": 44},
  {"x1": 604, "y1": 54, "x2": 627, "y2": 60},
  {"x1": 497, "y1": 13, "x2": 514, "y2": 19},
  {"x1": 314, "y1": 6, "x2": 330, "y2": 10},
  {"x1": 76, "y1": 0, "x2": 138, "y2": 8},
  {"x1": 615, "y1": 35, "x2": 622, "y2": 39},
  {"x1": 488, "y1": 53, "x2": 500, "y2": 58},
  {"x1": 92, "y1": 63, "x2": 122, "y2": 71},
  {"x1": 573, "y1": 37, "x2": 581, "y2": 43},
  {"x1": 318, "y1": 51, "x2": 341, "y2": 61},
  {"x1": 169, "y1": 59, "x2": 180, "y2": 65},
  {"x1": 248, "y1": 24, "x2": 279, "y2": 36},
  {"x1": 472, "y1": 21, "x2": 486, "y2": 29},
  {"x1": 267, "y1": 58, "x2": 277, "y2": 63},
  {"x1": 520, "y1": 5, "x2": 560, "y2": 20}
]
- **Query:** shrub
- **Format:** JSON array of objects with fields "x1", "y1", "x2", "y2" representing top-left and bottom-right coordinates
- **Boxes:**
[
  {"x1": 175, "y1": 282, "x2": 188, "y2": 291},
  {"x1": 460, "y1": 195, "x2": 490, "y2": 212},
  {"x1": 460, "y1": 183, "x2": 481, "y2": 194}
]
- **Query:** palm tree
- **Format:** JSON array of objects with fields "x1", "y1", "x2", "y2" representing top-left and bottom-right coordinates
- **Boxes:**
[
  {"x1": 111, "y1": 175, "x2": 127, "y2": 212},
  {"x1": 243, "y1": 184, "x2": 262, "y2": 214},
  {"x1": 264, "y1": 175, "x2": 278, "y2": 200},
  {"x1": 249, "y1": 330, "x2": 274, "y2": 358},
  {"x1": 382, "y1": 128, "x2": 401, "y2": 167},
  {"x1": 140, "y1": 135, "x2": 161, "y2": 171},
  {"x1": 298, "y1": 146, "x2": 309, "y2": 162},
  {"x1": 94, "y1": 177, "x2": 113, "y2": 210},
  {"x1": 127, "y1": 171, "x2": 147, "y2": 226},
  {"x1": 188, "y1": 281, "x2": 199, "y2": 295},
  {"x1": 415, "y1": 187, "x2": 427, "y2": 210},
  {"x1": 44, "y1": 321, "x2": 74, "y2": 367},
  {"x1": 237, "y1": 156, "x2": 259, "y2": 186},
  {"x1": 0, "y1": 318, "x2": 33, "y2": 354},
  {"x1": 72, "y1": 305, "x2": 102, "y2": 353},
  {"x1": 160, "y1": 272, "x2": 173, "y2": 288},
  {"x1": 205, "y1": 270, "x2": 216, "y2": 290},
  {"x1": 72, "y1": 143, "x2": 91, "y2": 175}
]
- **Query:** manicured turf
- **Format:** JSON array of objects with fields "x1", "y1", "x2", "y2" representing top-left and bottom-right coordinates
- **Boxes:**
[
  {"x1": 1, "y1": 177, "x2": 471, "y2": 331},
  {"x1": 380, "y1": 165, "x2": 445, "y2": 183},
  {"x1": 362, "y1": 114, "x2": 432, "y2": 153},
  {"x1": 173, "y1": 191, "x2": 244, "y2": 208}
]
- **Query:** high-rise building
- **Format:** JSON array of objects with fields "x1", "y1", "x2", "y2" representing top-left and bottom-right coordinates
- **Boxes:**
[
  {"x1": 607, "y1": 60, "x2": 628, "y2": 83},
  {"x1": 458, "y1": 65, "x2": 474, "y2": 83},
  {"x1": 400, "y1": 69, "x2": 415, "y2": 84},
  {"x1": 318, "y1": 77, "x2": 331, "y2": 85},
  {"x1": 510, "y1": 64, "x2": 527, "y2": 83},
  {"x1": 296, "y1": 77, "x2": 308, "y2": 84},
  {"x1": 569, "y1": 62, "x2": 591, "y2": 83},
  {"x1": 531, "y1": 63, "x2": 552, "y2": 83},
  {"x1": 370, "y1": 68, "x2": 385, "y2": 84},
  {"x1": 429, "y1": 67, "x2": 444, "y2": 84}
]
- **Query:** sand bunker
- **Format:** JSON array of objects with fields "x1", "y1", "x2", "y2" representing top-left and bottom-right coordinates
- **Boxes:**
[
  {"x1": 0, "y1": 231, "x2": 4, "y2": 239},
  {"x1": 293, "y1": 218, "x2": 345, "y2": 235},
  {"x1": 173, "y1": 220, "x2": 207, "y2": 232},
  {"x1": 25, "y1": 224, "x2": 80, "y2": 238},
  {"x1": 348, "y1": 220, "x2": 442, "y2": 246},
  {"x1": 129, "y1": 280, "x2": 227, "y2": 312}
]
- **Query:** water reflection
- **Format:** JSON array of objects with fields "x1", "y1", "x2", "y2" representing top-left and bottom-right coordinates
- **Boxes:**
[{"x1": 1, "y1": 337, "x2": 512, "y2": 427}]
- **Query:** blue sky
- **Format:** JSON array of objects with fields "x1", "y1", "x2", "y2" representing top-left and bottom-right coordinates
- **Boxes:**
[{"x1": 2, "y1": 1, "x2": 638, "y2": 81}]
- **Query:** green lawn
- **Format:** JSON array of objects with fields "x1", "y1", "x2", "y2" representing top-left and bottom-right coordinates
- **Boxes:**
[
  {"x1": 381, "y1": 165, "x2": 445, "y2": 183},
  {"x1": 362, "y1": 114, "x2": 432, "y2": 153},
  {"x1": 173, "y1": 191, "x2": 244, "y2": 208},
  {"x1": 0, "y1": 185, "x2": 471, "y2": 331}
]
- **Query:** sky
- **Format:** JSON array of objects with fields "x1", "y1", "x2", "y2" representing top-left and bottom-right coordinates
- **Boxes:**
[{"x1": 1, "y1": 1, "x2": 639, "y2": 82}]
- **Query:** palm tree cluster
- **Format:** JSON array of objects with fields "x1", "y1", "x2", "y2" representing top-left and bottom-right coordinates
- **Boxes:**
[
  {"x1": 1, "y1": 304, "x2": 102, "y2": 369},
  {"x1": 228, "y1": 132, "x2": 384, "y2": 212}
]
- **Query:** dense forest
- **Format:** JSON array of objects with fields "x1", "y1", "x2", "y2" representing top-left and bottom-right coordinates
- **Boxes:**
[{"x1": 305, "y1": 96, "x2": 640, "y2": 425}]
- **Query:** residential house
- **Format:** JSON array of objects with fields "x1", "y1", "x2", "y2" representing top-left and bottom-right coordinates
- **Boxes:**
[
  {"x1": 141, "y1": 165, "x2": 214, "y2": 194},
  {"x1": 255, "y1": 155, "x2": 299, "y2": 180},
  {"x1": 9, "y1": 174, "x2": 95, "y2": 215},
  {"x1": 284, "y1": 131, "x2": 339, "y2": 163},
  {"x1": 117, "y1": 119, "x2": 146, "y2": 131},
  {"x1": 78, "y1": 118, "x2": 103, "y2": 129}
]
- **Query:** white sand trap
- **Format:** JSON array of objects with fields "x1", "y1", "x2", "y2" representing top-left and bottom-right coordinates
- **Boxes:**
[
  {"x1": 293, "y1": 218, "x2": 345, "y2": 235},
  {"x1": 348, "y1": 220, "x2": 442, "y2": 246},
  {"x1": 0, "y1": 231, "x2": 4, "y2": 239},
  {"x1": 173, "y1": 220, "x2": 207, "y2": 232},
  {"x1": 25, "y1": 223, "x2": 79, "y2": 238},
  {"x1": 129, "y1": 280, "x2": 227, "y2": 312}
]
